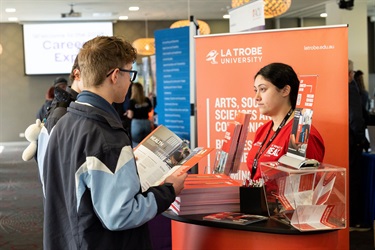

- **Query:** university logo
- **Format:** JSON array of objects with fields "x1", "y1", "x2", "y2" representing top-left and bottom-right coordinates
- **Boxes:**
[
  {"x1": 206, "y1": 50, "x2": 219, "y2": 64},
  {"x1": 205, "y1": 47, "x2": 263, "y2": 65}
]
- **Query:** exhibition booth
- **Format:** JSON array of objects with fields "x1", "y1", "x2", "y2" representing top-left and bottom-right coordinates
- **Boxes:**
[{"x1": 154, "y1": 24, "x2": 350, "y2": 249}]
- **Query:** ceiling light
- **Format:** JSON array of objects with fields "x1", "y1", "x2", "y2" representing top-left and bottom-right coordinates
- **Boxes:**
[
  {"x1": 231, "y1": 0, "x2": 292, "y2": 19},
  {"x1": 132, "y1": 38, "x2": 155, "y2": 56},
  {"x1": 320, "y1": 13, "x2": 328, "y2": 18},
  {"x1": 8, "y1": 17, "x2": 18, "y2": 22},
  {"x1": 119, "y1": 16, "x2": 129, "y2": 20},
  {"x1": 223, "y1": 14, "x2": 230, "y2": 19},
  {"x1": 129, "y1": 6, "x2": 139, "y2": 11},
  {"x1": 5, "y1": 8, "x2": 16, "y2": 13},
  {"x1": 170, "y1": 20, "x2": 211, "y2": 35},
  {"x1": 132, "y1": 19, "x2": 155, "y2": 56},
  {"x1": 92, "y1": 12, "x2": 112, "y2": 17}
]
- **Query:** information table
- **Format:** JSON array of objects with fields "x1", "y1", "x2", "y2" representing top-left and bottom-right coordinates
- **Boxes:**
[{"x1": 164, "y1": 211, "x2": 340, "y2": 250}]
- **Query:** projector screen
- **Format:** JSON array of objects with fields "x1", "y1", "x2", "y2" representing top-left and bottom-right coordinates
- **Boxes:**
[{"x1": 23, "y1": 22, "x2": 113, "y2": 75}]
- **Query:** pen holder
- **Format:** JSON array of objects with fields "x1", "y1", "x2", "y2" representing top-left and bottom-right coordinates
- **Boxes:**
[{"x1": 239, "y1": 186, "x2": 268, "y2": 216}]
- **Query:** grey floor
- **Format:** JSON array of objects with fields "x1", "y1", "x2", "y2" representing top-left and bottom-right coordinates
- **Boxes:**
[
  {"x1": 0, "y1": 142, "x2": 43, "y2": 249},
  {"x1": 0, "y1": 142, "x2": 373, "y2": 249}
]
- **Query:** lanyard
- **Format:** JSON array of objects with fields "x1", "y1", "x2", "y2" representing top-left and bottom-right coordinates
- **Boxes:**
[{"x1": 251, "y1": 108, "x2": 293, "y2": 178}]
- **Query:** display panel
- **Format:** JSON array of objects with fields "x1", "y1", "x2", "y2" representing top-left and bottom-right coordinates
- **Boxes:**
[{"x1": 23, "y1": 22, "x2": 113, "y2": 75}]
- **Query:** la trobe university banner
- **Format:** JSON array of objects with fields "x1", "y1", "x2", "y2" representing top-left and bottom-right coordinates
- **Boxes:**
[
  {"x1": 195, "y1": 25, "x2": 349, "y2": 249},
  {"x1": 194, "y1": 25, "x2": 349, "y2": 249},
  {"x1": 195, "y1": 25, "x2": 348, "y2": 179}
]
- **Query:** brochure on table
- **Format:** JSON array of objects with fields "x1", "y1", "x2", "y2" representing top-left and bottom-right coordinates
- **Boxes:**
[
  {"x1": 203, "y1": 212, "x2": 268, "y2": 225},
  {"x1": 260, "y1": 161, "x2": 346, "y2": 231}
]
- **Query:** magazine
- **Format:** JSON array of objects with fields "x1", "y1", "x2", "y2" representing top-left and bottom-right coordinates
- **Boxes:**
[
  {"x1": 213, "y1": 121, "x2": 242, "y2": 175},
  {"x1": 213, "y1": 111, "x2": 251, "y2": 175},
  {"x1": 134, "y1": 125, "x2": 214, "y2": 192},
  {"x1": 231, "y1": 111, "x2": 251, "y2": 173},
  {"x1": 203, "y1": 212, "x2": 268, "y2": 225}
]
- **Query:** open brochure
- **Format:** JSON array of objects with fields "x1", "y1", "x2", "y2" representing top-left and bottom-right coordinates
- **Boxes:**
[
  {"x1": 134, "y1": 125, "x2": 214, "y2": 192},
  {"x1": 203, "y1": 212, "x2": 268, "y2": 225},
  {"x1": 290, "y1": 205, "x2": 340, "y2": 231}
]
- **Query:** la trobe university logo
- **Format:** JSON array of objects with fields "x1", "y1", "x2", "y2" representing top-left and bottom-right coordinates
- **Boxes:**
[{"x1": 206, "y1": 46, "x2": 263, "y2": 65}]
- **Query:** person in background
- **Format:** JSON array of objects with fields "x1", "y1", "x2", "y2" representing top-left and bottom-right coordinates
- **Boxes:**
[
  {"x1": 127, "y1": 82, "x2": 153, "y2": 147},
  {"x1": 354, "y1": 70, "x2": 370, "y2": 122},
  {"x1": 44, "y1": 57, "x2": 83, "y2": 132},
  {"x1": 42, "y1": 36, "x2": 187, "y2": 249},
  {"x1": 148, "y1": 92, "x2": 158, "y2": 128},
  {"x1": 113, "y1": 82, "x2": 133, "y2": 139},
  {"x1": 36, "y1": 86, "x2": 55, "y2": 122},
  {"x1": 36, "y1": 77, "x2": 68, "y2": 122},
  {"x1": 52, "y1": 76, "x2": 68, "y2": 91},
  {"x1": 348, "y1": 60, "x2": 370, "y2": 231},
  {"x1": 246, "y1": 62, "x2": 325, "y2": 181}
]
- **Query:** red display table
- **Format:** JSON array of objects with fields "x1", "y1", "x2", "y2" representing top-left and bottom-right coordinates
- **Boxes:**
[{"x1": 164, "y1": 212, "x2": 341, "y2": 250}]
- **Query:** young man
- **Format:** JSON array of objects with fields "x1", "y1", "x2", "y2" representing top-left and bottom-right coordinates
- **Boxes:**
[{"x1": 42, "y1": 36, "x2": 187, "y2": 249}]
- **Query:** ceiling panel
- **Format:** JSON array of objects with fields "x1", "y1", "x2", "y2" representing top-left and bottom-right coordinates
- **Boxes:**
[{"x1": 0, "y1": 0, "x2": 373, "y2": 23}]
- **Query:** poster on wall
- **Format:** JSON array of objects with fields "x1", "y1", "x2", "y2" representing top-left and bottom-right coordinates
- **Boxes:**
[
  {"x1": 195, "y1": 25, "x2": 348, "y2": 181},
  {"x1": 155, "y1": 26, "x2": 191, "y2": 141}
]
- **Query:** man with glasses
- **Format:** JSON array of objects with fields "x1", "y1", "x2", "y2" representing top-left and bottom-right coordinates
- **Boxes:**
[
  {"x1": 106, "y1": 67, "x2": 138, "y2": 81},
  {"x1": 42, "y1": 36, "x2": 187, "y2": 249}
]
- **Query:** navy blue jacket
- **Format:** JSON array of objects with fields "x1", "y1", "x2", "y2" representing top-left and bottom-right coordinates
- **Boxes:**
[{"x1": 42, "y1": 91, "x2": 175, "y2": 250}]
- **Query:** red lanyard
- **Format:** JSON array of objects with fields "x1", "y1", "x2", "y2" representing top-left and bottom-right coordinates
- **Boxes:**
[{"x1": 251, "y1": 108, "x2": 293, "y2": 178}]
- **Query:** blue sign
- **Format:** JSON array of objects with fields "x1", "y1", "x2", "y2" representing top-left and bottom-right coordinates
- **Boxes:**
[{"x1": 155, "y1": 26, "x2": 191, "y2": 142}]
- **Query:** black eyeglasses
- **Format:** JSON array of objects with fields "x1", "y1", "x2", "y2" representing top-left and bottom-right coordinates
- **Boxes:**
[{"x1": 106, "y1": 68, "x2": 138, "y2": 82}]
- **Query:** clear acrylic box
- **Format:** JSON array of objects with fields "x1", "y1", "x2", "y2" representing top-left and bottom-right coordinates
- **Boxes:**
[{"x1": 260, "y1": 162, "x2": 346, "y2": 231}]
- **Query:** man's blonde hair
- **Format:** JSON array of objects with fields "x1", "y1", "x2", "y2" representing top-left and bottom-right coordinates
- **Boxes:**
[{"x1": 78, "y1": 36, "x2": 137, "y2": 88}]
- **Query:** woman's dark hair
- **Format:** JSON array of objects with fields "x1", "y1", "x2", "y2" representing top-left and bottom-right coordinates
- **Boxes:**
[
  {"x1": 354, "y1": 70, "x2": 367, "y2": 92},
  {"x1": 254, "y1": 62, "x2": 300, "y2": 109},
  {"x1": 354, "y1": 70, "x2": 363, "y2": 79},
  {"x1": 45, "y1": 86, "x2": 55, "y2": 100}
]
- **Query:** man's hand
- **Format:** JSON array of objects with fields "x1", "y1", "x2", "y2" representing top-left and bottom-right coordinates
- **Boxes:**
[{"x1": 164, "y1": 169, "x2": 188, "y2": 196}]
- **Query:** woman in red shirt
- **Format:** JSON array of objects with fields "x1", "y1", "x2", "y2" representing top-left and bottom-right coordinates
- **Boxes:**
[{"x1": 246, "y1": 63, "x2": 325, "y2": 180}]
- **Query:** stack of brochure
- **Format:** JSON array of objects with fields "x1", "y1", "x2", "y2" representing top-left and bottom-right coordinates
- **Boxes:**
[{"x1": 169, "y1": 174, "x2": 241, "y2": 215}]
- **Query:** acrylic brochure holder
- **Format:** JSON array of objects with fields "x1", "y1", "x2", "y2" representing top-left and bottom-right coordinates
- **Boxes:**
[{"x1": 260, "y1": 162, "x2": 346, "y2": 232}]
